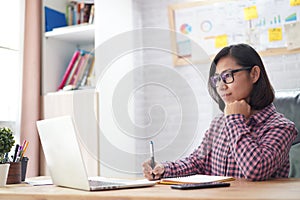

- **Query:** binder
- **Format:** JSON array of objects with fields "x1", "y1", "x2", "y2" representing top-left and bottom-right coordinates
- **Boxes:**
[{"x1": 45, "y1": 7, "x2": 67, "y2": 32}]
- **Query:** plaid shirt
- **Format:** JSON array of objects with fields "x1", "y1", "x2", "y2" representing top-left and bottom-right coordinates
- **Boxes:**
[{"x1": 162, "y1": 104, "x2": 298, "y2": 181}]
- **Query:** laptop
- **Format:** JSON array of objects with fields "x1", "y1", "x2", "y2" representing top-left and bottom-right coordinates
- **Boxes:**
[{"x1": 36, "y1": 115, "x2": 156, "y2": 191}]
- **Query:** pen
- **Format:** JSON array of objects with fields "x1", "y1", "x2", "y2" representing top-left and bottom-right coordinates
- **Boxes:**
[
  {"x1": 13, "y1": 144, "x2": 19, "y2": 162},
  {"x1": 5, "y1": 153, "x2": 9, "y2": 162},
  {"x1": 21, "y1": 140, "x2": 27, "y2": 150},
  {"x1": 20, "y1": 141, "x2": 29, "y2": 160},
  {"x1": 150, "y1": 141, "x2": 155, "y2": 179}
]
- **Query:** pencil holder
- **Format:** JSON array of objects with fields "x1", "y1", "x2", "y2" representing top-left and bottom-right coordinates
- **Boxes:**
[
  {"x1": 21, "y1": 157, "x2": 29, "y2": 181},
  {"x1": 6, "y1": 162, "x2": 21, "y2": 184}
]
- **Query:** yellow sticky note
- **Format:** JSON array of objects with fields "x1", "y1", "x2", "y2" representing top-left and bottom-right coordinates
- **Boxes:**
[
  {"x1": 215, "y1": 35, "x2": 228, "y2": 48},
  {"x1": 268, "y1": 28, "x2": 282, "y2": 42},
  {"x1": 244, "y1": 6, "x2": 258, "y2": 20},
  {"x1": 290, "y1": 0, "x2": 300, "y2": 6}
]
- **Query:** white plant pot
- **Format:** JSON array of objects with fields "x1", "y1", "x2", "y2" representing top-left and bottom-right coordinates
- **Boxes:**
[{"x1": 0, "y1": 163, "x2": 10, "y2": 187}]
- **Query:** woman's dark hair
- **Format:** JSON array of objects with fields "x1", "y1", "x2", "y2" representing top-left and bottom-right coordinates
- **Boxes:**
[{"x1": 207, "y1": 43, "x2": 274, "y2": 111}]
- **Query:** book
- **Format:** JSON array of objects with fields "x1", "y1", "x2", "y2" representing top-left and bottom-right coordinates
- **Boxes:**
[
  {"x1": 66, "y1": 3, "x2": 74, "y2": 26},
  {"x1": 77, "y1": 53, "x2": 95, "y2": 88},
  {"x1": 72, "y1": 53, "x2": 90, "y2": 88},
  {"x1": 85, "y1": 56, "x2": 95, "y2": 86},
  {"x1": 160, "y1": 174, "x2": 234, "y2": 185},
  {"x1": 57, "y1": 50, "x2": 80, "y2": 90},
  {"x1": 88, "y1": 5, "x2": 94, "y2": 24},
  {"x1": 65, "y1": 50, "x2": 84, "y2": 86},
  {"x1": 83, "y1": 3, "x2": 93, "y2": 23}
]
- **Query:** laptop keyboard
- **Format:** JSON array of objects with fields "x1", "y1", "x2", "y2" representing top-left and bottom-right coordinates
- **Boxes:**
[{"x1": 89, "y1": 180, "x2": 126, "y2": 187}]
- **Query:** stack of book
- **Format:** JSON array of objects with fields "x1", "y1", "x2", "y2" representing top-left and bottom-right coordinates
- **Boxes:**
[
  {"x1": 57, "y1": 49, "x2": 95, "y2": 91},
  {"x1": 66, "y1": 0, "x2": 94, "y2": 26}
]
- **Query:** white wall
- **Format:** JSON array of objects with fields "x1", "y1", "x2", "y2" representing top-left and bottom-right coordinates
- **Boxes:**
[
  {"x1": 263, "y1": 54, "x2": 300, "y2": 90},
  {"x1": 95, "y1": 0, "x2": 137, "y2": 178}
]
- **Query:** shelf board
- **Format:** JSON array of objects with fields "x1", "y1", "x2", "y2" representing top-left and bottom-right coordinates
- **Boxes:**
[
  {"x1": 45, "y1": 24, "x2": 95, "y2": 45},
  {"x1": 45, "y1": 88, "x2": 96, "y2": 96}
]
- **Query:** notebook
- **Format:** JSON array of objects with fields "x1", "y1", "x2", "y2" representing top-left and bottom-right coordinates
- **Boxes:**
[
  {"x1": 160, "y1": 174, "x2": 234, "y2": 185},
  {"x1": 36, "y1": 115, "x2": 156, "y2": 191}
]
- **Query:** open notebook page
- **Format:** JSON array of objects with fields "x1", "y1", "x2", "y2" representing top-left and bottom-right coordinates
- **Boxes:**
[{"x1": 160, "y1": 174, "x2": 234, "y2": 185}]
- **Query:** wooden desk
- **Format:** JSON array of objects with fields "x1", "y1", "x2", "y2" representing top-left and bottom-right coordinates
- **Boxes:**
[{"x1": 0, "y1": 178, "x2": 300, "y2": 200}]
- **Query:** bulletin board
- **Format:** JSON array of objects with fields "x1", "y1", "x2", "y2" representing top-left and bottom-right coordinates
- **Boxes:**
[{"x1": 168, "y1": 0, "x2": 300, "y2": 66}]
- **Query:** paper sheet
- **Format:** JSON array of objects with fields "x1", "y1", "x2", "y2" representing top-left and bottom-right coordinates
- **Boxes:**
[{"x1": 285, "y1": 21, "x2": 300, "y2": 50}]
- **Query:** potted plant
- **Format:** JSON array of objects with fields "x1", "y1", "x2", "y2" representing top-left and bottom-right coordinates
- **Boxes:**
[{"x1": 0, "y1": 127, "x2": 15, "y2": 187}]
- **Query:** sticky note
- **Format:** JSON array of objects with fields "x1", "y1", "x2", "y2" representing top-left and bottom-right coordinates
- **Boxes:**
[
  {"x1": 215, "y1": 35, "x2": 228, "y2": 48},
  {"x1": 268, "y1": 28, "x2": 282, "y2": 42},
  {"x1": 290, "y1": 0, "x2": 300, "y2": 6},
  {"x1": 244, "y1": 6, "x2": 258, "y2": 20}
]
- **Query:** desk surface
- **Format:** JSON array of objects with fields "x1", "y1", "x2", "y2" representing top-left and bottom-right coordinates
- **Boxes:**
[{"x1": 0, "y1": 178, "x2": 300, "y2": 200}]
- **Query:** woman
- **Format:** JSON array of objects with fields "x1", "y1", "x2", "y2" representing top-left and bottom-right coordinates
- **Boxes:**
[{"x1": 142, "y1": 43, "x2": 298, "y2": 181}]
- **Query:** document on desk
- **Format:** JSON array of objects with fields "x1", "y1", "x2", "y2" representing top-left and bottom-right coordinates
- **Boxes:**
[
  {"x1": 160, "y1": 174, "x2": 234, "y2": 185},
  {"x1": 25, "y1": 177, "x2": 53, "y2": 186}
]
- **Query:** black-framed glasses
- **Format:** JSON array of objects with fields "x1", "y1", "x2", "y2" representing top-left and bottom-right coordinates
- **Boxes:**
[{"x1": 210, "y1": 66, "x2": 253, "y2": 88}]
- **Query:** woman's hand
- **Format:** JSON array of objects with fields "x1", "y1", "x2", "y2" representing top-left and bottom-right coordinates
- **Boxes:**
[
  {"x1": 142, "y1": 159, "x2": 165, "y2": 180},
  {"x1": 224, "y1": 99, "x2": 251, "y2": 119}
]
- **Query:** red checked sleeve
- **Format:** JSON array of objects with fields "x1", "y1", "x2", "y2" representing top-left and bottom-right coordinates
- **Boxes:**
[{"x1": 225, "y1": 113, "x2": 297, "y2": 181}]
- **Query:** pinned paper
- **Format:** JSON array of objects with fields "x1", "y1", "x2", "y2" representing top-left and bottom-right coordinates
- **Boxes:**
[
  {"x1": 290, "y1": 0, "x2": 300, "y2": 6},
  {"x1": 268, "y1": 28, "x2": 282, "y2": 42},
  {"x1": 215, "y1": 35, "x2": 228, "y2": 48},
  {"x1": 177, "y1": 40, "x2": 191, "y2": 57},
  {"x1": 285, "y1": 22, "x2": 300, "y2": 50},
  {"x1": 244, "y1": 6, "x2": 258, "y2": 20}
]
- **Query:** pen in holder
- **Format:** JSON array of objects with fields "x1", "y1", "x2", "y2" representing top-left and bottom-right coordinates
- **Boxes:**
[{"x1": 21, "y1": 157, "x2": 29, "y2": 181}]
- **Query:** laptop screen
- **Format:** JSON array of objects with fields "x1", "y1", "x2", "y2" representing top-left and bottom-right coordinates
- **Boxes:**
[{"x1": 37, "y1": 116, "x2": 91, "y2": 190}]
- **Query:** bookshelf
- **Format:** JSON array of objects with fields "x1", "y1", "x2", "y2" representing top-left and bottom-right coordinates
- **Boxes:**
[{"x1": 41, "y1": 0, "x2": 99, "y2": 176}]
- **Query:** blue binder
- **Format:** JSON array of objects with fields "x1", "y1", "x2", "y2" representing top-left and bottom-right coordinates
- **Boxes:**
[{"x1": 45, "y1": 7, "x2": 67, "y2": 32}]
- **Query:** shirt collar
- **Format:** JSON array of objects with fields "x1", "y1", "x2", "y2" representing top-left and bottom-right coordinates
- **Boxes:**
[{"x1": 248, "y1": 103, "x2": 276, "y2": 125}]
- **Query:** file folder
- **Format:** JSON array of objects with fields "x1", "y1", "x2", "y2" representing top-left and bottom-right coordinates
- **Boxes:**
[{"x1": 45, "y1": 7, "x2": 67, "y2": 32}]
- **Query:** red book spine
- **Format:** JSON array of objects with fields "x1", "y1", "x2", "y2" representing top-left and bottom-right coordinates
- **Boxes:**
[{"x1": 57, "y1": 50, "x2": 80, "y2": 90}]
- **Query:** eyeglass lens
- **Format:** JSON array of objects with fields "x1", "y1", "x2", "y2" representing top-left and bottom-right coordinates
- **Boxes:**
[{"x1": 210, "y1": 71, "x2": 234, "y2": 87}]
